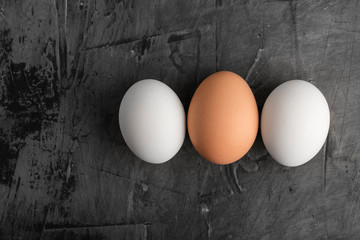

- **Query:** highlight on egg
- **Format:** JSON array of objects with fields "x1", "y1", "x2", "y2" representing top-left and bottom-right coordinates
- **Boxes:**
[
  {"x1": 261, "y1": 80, "x2": 330, "y2": 167},
  {"x1": 119, "y1": 79, "x2": 186, "y2": 164},
  {"x1": 187, "y1": 71, "x2": 259, "y2": 165}
]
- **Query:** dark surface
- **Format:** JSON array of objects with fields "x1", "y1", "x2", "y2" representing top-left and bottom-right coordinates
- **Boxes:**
[{"x1": 1, "y1": 0, "x2": 360, "y2": 239}]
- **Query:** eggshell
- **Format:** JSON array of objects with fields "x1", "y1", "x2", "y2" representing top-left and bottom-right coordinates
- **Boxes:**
[
  {"x1": 187, "y1": 71, "x2": 259, "y2": 165},
  {"x1": 261, "y1": 80, "x2": 330, "y2": 167},
  {"x1": 119, "y1": 79, "x2": 186, "y2": 164}
]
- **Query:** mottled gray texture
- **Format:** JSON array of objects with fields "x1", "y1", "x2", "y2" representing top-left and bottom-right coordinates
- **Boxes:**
[{"x1": 0, "y1": 0, "x2": 360, "y2": 239}]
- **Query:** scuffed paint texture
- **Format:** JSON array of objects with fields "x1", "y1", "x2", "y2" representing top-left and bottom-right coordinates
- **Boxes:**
[{"x1": 1, "y1": 0, "x2": 360, "y2": 239}]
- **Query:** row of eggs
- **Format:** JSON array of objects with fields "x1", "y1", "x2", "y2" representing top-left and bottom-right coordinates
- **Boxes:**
[{"x1": 119, "y1": 71, "x2": 330, "y2": 167}]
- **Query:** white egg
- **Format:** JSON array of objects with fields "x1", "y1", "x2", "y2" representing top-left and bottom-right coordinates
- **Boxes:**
[
  {"x1": 261, "y1": 80, "x2": 330, "y2": 167},
  {"x1": 119, "y1": 79, "x2": 186, "y2": 164}
]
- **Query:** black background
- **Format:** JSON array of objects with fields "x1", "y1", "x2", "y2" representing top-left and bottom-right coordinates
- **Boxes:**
[{"x1": 1, "y1": 0, "x2": 360, "y2": 239}]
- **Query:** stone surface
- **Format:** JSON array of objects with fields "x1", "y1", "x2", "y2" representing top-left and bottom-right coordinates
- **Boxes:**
[{"x1": 1, "y1": 0, "x2": 360, "y2": 239}]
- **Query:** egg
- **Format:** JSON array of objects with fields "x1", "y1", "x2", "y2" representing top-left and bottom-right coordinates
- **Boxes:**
[
  {"x1": 261, "y1": 80, "x2": 330, "y2": 167},
  {"x1": 187, "y1": 71, "x2": 259, "y2": 165},
  {"x1": 119, "y1": 79, "x2": 186, "y2": 164}
]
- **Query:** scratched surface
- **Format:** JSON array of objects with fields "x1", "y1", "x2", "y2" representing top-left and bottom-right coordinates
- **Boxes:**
[{"x1": 0, "y1": 0, "x2": 360, "y2": 239}]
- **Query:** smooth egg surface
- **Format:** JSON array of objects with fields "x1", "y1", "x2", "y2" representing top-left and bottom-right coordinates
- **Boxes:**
[
  {"x1": 261, "y1": 80, "x2": 330, "y2": 167},
  {"x1": 119, "y1": 79, "x2": 186, "y2": 164},
  {"x1": 188, "y1": 71, "x2": 259, "y2": 165}
]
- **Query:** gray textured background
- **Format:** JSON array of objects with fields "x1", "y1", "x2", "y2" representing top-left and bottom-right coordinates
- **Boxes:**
[{"x1": 1, "y1": 0, "x2": 360, "y2": 239}]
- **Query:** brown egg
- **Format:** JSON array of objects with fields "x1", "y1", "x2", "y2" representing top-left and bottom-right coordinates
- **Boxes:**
[{"x1": 187, "y1": 71, "x2": 258, "y2": 164}]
